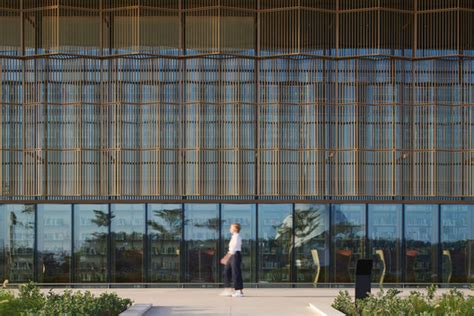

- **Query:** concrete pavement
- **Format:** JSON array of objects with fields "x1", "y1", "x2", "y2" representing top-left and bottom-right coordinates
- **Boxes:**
[{"x1": 140, "y1": 288, "x2": 318, "y2": 316}]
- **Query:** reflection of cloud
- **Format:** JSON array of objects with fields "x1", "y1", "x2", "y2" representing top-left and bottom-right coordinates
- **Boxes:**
[{"x1": 294, "y1": 224, "x2": 325, "y2": 247}]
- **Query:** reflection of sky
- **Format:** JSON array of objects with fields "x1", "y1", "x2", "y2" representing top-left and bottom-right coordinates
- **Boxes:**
[
  {"x1": 221, "y1": 204, "x2": 256, "y2": 239},
  {"x1": 74, "y1": 204, "x2": 108, "y2": 249},
  {"x1": 185, "y1": 204, "x2": 219, "y2": 241},
  {"x1": 111, "y1": 204, "x2": 145, "y2": 235},
  {"x1": 0, "y1": 205, "x2": 34, "y2": 248},
  {"x1": 37, "y1": 204, "x2": 72, "y2": 255},
  {"x1": 404, "y1": 205, "x2": 437, "y2": 243}
]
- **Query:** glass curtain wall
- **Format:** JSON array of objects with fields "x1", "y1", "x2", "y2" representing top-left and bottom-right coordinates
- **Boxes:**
[
  {"x1": 368, "y1": 204, "x2": 402, "y2": 283},
  {"x1": 441, "y1": 205, "x2": 474, "y2": 283},
  {"x1": 332, "y1": 204, "x2": 366, "y2": 283},
  {"x1": 0, "y1": 204, "x2": 35, "y2": 282},
  {"x1": 110, "y1": 204, "x2": 145, "y2": 283},
  {"x1": 405, "y1": 204, "x2": 439, "y2": 283},
  {"x1": 37, "y1": 204, "x2": 72, "y2": 283},
  {"x1": 147, "y1": 204, "x2": 183, "y2": 282},
  {"x1": 3, "y1": 203, "x2": 474, "y2": 284},
  {"x1": 221, "y1": 204, "x2": 257, "y2": 282},
  {"x1": 74, "y1": 204, "x2": 109, "y2": 283},
  {"x1": 294, "y1": 204, "x2": 330, "y2": 283},
  {"x1": 258, "y1": 204, "x2": 292, "y2": 283},
  {"x1": 184, "y1": 204, "x2": 219, "y2": 283}
]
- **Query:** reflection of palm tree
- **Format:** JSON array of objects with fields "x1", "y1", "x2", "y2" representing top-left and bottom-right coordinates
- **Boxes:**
[
  {"x1": 91, "y1": 209, "x2": 114, "y2": 227},
  {"x1": 10, "y1": 205, "x2": 35, "y2": 230},
  {"x1": 77, "y1": 209, "x2": 111, "y2": 282},
  {"x1": 147, "y1": 208, "x2": 182, "y2": 239},
  {"x1": 194, "y1": 218, "x2": 219, "y2": 231},
  {"x1": 110, "y1": 209, "x2": 144, "y2": 282},
  {"x1": 91, "y1": 210, "x2": 113, "y2": 240},
  {"x1": 147, "y1": 208, "x2": 183, "y2": 282}
]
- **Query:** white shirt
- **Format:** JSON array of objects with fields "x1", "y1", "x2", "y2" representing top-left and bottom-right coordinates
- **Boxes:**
[{"x1": 228, "y1": 232, "x2": 242, "y2": 255}]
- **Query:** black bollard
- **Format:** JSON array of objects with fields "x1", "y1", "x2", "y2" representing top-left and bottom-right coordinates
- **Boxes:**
[{"x1": 355, "y1": 259, "x2": 373, "y2": 300}]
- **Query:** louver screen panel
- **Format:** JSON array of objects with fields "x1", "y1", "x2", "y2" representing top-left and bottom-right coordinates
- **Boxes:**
[{"x1": 0, "y1": 1, "x2": 472, "y2": 199}]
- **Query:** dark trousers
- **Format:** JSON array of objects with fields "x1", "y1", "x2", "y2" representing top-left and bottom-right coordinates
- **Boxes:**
[{"x1": 223, "y1": 251, "x2": 243, "y2": 290}]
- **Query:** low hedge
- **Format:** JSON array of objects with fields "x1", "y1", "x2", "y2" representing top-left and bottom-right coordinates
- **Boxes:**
[
  {"x1": 332, "y1": 285, "x2": 474, "y2": 316},
  {"x1": 0, "y1": 282, "x2": 132, "y2": 316}
]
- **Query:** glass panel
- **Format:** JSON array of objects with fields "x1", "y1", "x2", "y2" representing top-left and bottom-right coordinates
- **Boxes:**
[
  {"x1": 441, "y1": 205, "x2": 474, "y2": 283},
  {"x1": 148, "y1": 204, "x2": 183, "y2": 282},
  {"x1": 405, "y1": 204, "x2": 439, "y2": 283},
  {"x1": 37, "y1": 204, "x2": 72, "y2": 283},
  {"x1": 184, "y1": 204, "x2": 219, "y2": 282},
  {"x1": 74, "y1": 204, "x2": 109, "y2": 282},
  {"x1": 368, "y1": 204, "x2": 402, "y2": 283},
  {"x1": 0, "y1": 204, "x2": 35, "y2": 282},
  {"x1": 332, "y1": 204, "x2": 366, "y2": 283},
  {"x1": 221, "y1": 204, "x2": 256, "y2": 283},
  {"x1": 294, "y1": 204, "x2": 329, "y2": 283},
  {"x1": 111, "y1": 204, "x2": 145, "y2": 282},
  {"x1": 258, "y1": 204, "x2": 292, "y2": 283}
]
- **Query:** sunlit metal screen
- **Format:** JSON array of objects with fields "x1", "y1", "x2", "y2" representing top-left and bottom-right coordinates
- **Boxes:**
[{"x1": 0, "y1": 0, "x2": 473, "y2": 199}]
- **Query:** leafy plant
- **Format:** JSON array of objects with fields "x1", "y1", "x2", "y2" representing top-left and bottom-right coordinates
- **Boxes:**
[
  {"x1": 332, "y1": 285, "x2": 474, "y2": 316},
  {"x1": 332, "y1": 290, "x2": 358, "y2": 315},
  {"x1": 0, "y1": 288, "x2": 16, "y2": 315},
  {"x1": 0, "y1": 281, "x2": 132, "y2": 316}
]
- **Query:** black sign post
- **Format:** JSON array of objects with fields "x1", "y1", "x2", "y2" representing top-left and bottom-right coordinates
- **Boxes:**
[{"x1": 355, "y1": 259, "x2": 373, "y2": 300}]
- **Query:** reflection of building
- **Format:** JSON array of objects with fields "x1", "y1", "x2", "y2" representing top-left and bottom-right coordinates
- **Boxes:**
[
  {"x1": 0, "y1": 206, "x2": 34, "y2": 282},
  {"x1": 0, "y1": 1, "x2": 474, "y2": 285}
]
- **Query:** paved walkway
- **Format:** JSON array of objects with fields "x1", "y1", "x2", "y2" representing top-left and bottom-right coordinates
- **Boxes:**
[
  {"x1": 47, "y1": 288, "x2": 322, "y2": 316},
  {"x1": 139, "y1": 289, "x2": 318, "y2": 316},
  {"x1": 42, "y1": 287, "x2": 473, "y2": 316}
]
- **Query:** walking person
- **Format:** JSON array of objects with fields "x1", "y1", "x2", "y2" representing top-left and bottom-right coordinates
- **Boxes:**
[{"x1": 220, "y1": 223, "x2": 244, "y2": 297}]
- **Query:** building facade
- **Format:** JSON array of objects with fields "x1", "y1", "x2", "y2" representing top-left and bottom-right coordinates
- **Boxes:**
[{"x1": 0, "y1": 0, "x2": 474, "y2": 285}]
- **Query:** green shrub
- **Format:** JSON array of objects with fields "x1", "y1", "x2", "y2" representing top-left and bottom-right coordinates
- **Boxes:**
[
  {"x1": 332, "y1": 290, "x2": 358, "y2": 315},
  {"x1": 0, "y1": 288, "x2": 16, "y2": 316},
  {"x1": 332, "y1": 285, "x2": 474, "y2": 316},
  {"x1": 0, "y1": 281, "x2": 132, "y2": 316},
  {"x1": 34, "y1": 290, "x2": 132, "y2": 316}
]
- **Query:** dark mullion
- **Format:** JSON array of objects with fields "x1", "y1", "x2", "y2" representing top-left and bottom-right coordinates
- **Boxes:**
[
  {"x1": 33, "y1": 203, "x2": 38, "y2": 282},
  {"x1": 328, "y1": 203, "x2": 334, "y2": 283},
  {"x1": 218, "y1": 203, "x2": 222, "y2": 286},
  {"x1": 365, "y1": 203, "x2": 369, "y2": 261},
  {"x1": 437, "y1": 204, "x2": 442, "y2": 284},
  {"x1": 144, "y1": 203, "x2": 149, "y2": 284},
  {"x1": 255, "y1": 203, "x2": 259, "y2": 286},
  {"x1": 70, "y1": 204, "x2": 75, "y2": 284},
  {"x1": 107, "y1": 203, "x2": 112, "y2": 285},
  {"x1": 180, "y1": 203, "x2": 185, "y2": 284},
  {"x1": 291, "y1": 203, "x2": 296, "y2": 286},
  {"x1": 401, "y1": 203, "x2": 406, "y2": 283}
]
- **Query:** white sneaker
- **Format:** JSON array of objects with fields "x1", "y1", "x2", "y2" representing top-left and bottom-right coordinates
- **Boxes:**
[
  {"x1": 219, "y1": 290, "x2": 233, "y2": 297},
  {"x1": 232, "y1": 291, "x2": 244, "y2": 297}
]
